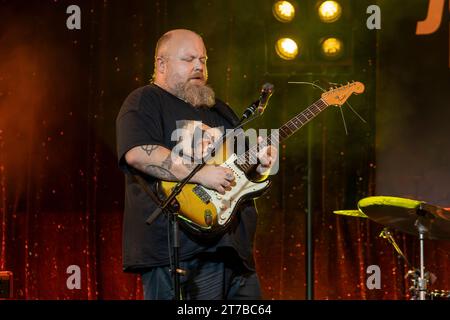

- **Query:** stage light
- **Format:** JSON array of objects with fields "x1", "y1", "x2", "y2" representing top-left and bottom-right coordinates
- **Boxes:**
[
  {"x1": 272, "y1": 1, "x2": 295, "y2": 23},
  {"x1": 318, "y1": 1, "x2": 342, "y2": 23},
  {"x1": 275, "y1": 38, "x2": 299, "y2": 60},
  {"x1": 320, "y1": 37, "x2": 343, "y2": 59}
]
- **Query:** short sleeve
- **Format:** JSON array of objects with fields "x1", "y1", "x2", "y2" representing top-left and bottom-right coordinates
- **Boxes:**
[{"x1": 116, "y1": 89, "x2": 165, "y2": 173}]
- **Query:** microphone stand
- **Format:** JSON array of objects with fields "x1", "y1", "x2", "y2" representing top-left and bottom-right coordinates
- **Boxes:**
[{"x1": 145, "y1": 103, "x2": 262, "y2": 300}]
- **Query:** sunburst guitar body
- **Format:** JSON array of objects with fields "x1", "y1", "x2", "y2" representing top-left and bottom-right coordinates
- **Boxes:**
[{"x1": 159, "y1": 139, "x2": 271, "y2": 234}]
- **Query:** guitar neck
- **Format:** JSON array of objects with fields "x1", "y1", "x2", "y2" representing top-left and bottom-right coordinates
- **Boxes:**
[
  {"x1": 276, "y1": 98, "x2": 329, "y2": 142},
  {"x1": 236, "y1": 98, "x2": 329, "y2": 172}
]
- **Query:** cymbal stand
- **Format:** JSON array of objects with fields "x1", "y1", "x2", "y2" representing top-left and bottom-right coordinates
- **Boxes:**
[
  {"x1": 379, "y1": 227, "x2": 429, "y2": 300},
  {"x1": 415, "y1": 217, "x2": 428, "y2": 300},
  {"x1": 379, "y1": 228, "x2": 413, "y2": 268}
]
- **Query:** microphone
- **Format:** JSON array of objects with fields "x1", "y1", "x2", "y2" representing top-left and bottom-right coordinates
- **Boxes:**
[{"x1": 241, "y1": 83, "x2": 274, "y2": 120}]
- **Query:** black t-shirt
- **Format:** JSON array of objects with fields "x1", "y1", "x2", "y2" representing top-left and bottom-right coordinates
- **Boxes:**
[{"x1": 116, "y1": 84, "x2": 258, "y2": 273}]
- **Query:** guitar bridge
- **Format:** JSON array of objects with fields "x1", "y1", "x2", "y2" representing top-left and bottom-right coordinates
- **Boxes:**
[{"x1": 193, "y1": 185, "x2": 211, "y2": 204}]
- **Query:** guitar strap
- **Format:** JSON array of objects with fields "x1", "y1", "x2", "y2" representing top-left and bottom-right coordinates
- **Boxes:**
[
  {"x1": 212, "y1": 102, "x2": 240, "y2": 127},
  {"x1": 132, "y1": 174, "x2": 162, "y2": 206}
]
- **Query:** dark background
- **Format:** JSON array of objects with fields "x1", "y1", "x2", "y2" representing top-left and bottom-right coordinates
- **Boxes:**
[{"x1": 0, "y1": 0, "x2": 449, "y2": 299}]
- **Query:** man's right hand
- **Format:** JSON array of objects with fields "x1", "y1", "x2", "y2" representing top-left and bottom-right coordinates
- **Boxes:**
[
  {"x1": 194, "y1": 165, "x2": 235, "y2": 195},
  {"x1": 126, "y1": 144, "x2": 235, "y2": 195}
]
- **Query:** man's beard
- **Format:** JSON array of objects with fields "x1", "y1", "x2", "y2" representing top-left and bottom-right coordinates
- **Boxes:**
[{"x1": 173, "y1": 81, "x2": 215, "y2": 108}]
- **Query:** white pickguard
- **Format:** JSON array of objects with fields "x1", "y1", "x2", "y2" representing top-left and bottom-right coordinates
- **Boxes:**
[{"x1": 203, "y1": 153, "x2": 270, "y2": 226}]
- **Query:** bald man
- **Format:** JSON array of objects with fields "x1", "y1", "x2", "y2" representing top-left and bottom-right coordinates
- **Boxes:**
[{"x1": 116, "y1": 29, "x2": 276, "y2": 300}]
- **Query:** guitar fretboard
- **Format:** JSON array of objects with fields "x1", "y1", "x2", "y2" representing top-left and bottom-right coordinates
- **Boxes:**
[{"x1": 236, "y1": 98, "x2": 329, "y2": 172}]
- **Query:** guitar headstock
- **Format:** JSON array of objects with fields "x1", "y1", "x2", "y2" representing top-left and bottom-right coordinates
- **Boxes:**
[{"x1": 321, "y1": 81, "x2": 365, "y2": 107}]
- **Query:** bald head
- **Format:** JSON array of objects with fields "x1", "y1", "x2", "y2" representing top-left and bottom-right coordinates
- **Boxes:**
[{"x1": 155, "y1": 29, "x2": 204, "y2": 58}]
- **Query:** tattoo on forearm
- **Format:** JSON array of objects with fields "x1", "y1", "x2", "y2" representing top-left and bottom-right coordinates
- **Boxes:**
[
  {"x1": 144, "y1": 154, "x2": 176, "y2": 181},
  {"x1": 141, "y1": 145, "x2": 159, "y2": 156},
  {"x1": 142, "y1": 153, "x2": 198, "y2": 181},
  {"x1": 144, "y1": 165, "x2": 177, "y2": 181},
  {"x1": 161, "y1": 154, "x2": 173, "y2": 171}
]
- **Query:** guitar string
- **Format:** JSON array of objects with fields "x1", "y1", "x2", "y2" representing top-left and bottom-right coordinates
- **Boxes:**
[{"x1": 237, "y1": 99, "x2": 329, "y2": 172}]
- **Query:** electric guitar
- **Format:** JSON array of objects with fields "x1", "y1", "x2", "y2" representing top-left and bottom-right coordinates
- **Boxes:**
[{"x1": 158, "y1": 81, "x2": 365, "y2": 235}]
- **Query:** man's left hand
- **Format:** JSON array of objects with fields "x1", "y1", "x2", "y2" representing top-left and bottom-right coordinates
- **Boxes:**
[{"x1": 256, "y1": 136, "x2": 278, "y2": 176}]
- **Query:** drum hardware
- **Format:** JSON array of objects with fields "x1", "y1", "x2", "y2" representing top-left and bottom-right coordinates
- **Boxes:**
[
  {"x1": 429, "y1": 289, "x2": 450, "y2": 300},
  {"x1": 337, "y1": 196, "x2": 450, "y2": 300}
]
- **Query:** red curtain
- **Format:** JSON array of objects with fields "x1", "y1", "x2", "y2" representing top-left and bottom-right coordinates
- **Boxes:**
[{"x1": 1, "y1": 0, "x2": 449, "y2": 300}]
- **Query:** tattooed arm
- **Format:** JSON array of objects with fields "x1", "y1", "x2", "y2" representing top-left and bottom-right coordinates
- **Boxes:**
[
  {"x1": 125, "y1": 145, "x2": 236, "y2": 194},
  {"x1": 125, "y1": 145, "x2": 195, "y2": 181}
]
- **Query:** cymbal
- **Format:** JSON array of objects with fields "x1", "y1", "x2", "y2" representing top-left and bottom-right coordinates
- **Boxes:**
[
  {"x1": 358, "y1": 196, "x2": 450, "y2": 240},
  {"x1": 333, "y1": 210, "x2": 368, "y2": 218}
]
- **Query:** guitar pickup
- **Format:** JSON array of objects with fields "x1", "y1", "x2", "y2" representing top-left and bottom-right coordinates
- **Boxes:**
[{"x1": 193, "y1": 185, "x2": 211, "y2": 204}]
